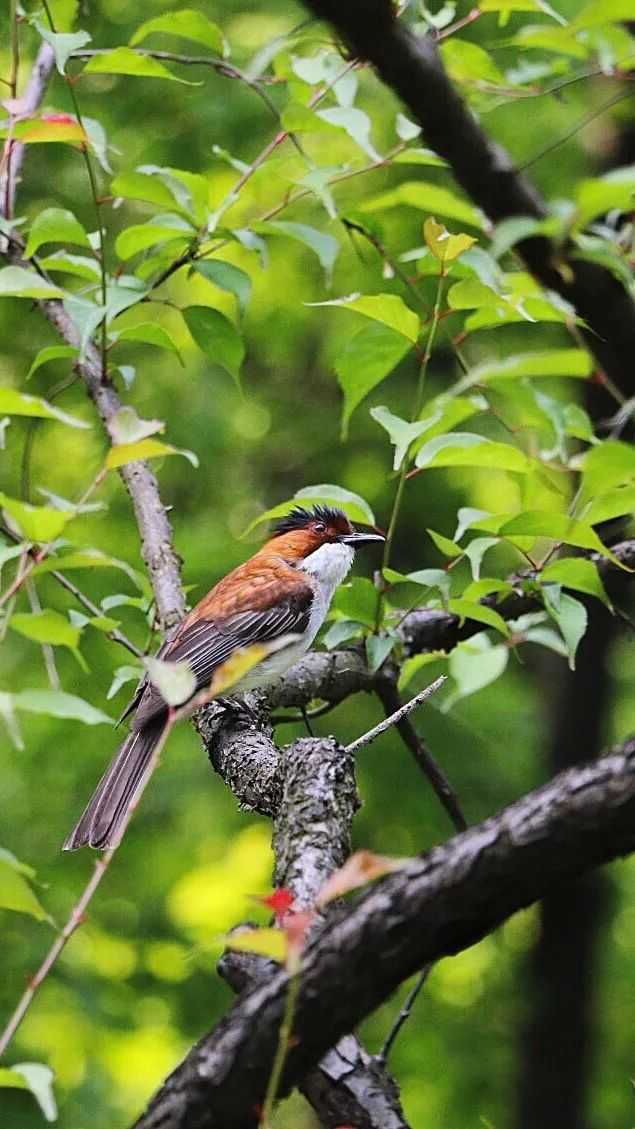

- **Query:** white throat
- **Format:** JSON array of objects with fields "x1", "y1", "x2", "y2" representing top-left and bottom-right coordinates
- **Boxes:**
[{"x1": 299, "y1": 540, "x2": 354, "y2": 648}]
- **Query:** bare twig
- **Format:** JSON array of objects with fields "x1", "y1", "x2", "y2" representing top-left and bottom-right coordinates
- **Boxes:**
[
  {"x1": 26, "y1": 578, "x2": 60, "y2": 689},
  {"x1": 0, "y1": 41, "x2": 55, "y2": 224},
  {"x1": 345, "y1": 675, "x2": 446, "y2": 754},
  {"x1": 377, "y1": 966, "x2": 431, "y2": 1066}
]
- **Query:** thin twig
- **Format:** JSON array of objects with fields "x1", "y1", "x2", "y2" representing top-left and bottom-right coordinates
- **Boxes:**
[
  {"x1": 345, "y1": 675, "x2": 446, "y2": 754},
  {"x1": 26, "y1": 578, "x2": 60, "y2": 689},
  {"x1": 374, "y1": 676, "x2": 467, "y2": 832},
  {"x1": 376, "y1": 965, "x2": 431, "y2": 1065}
]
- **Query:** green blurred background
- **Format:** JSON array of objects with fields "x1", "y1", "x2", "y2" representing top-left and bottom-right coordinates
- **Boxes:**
[{"x1": 1, "y1": 1, "x2": 634, "y2": 1126}]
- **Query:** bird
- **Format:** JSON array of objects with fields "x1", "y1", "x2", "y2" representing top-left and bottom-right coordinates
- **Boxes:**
[{"x1": 64, "y1": 504, "x2": 384, "y2": 851}]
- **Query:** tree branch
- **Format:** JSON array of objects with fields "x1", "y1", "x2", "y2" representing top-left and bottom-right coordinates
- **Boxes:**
[
  {"x1": 301, "y1": 0, "x2": 635, "y2": 390},
  {"x1": 133, "y1": 736, "x2": 635, "y2": 1129}
]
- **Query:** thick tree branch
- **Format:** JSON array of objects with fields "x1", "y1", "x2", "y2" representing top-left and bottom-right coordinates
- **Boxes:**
[
  {"x1": 302, "y1": 0, "x2": 635, "y2": 389},
  {"x1": 134, "y1": 737, "x2": 635, "y2": 1129}
]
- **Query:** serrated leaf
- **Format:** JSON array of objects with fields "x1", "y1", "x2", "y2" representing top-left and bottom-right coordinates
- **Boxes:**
[
  {"x1": 0, "y1": 859, "x2": 48, "y2": 921},
  {"x1": 255, "y1": 220, "x2": 339, "y2": 284},
  {"x1": 416, "y1": 433, "x2": 529, "y2": 472},
  {"x1": 335, "y1": 323, "x2": 411, "y2": 437},
  {"x1": 193, "y1": 260, "x2": 252, "y2": 315},
  {"x1": 130, "y1": 9, "x2": 225, "y2": 53},
  {"x1": 106, "y1": 437, "x2": 198, "y2": 469},
  {"x1": 309, "y1": 292, "x2": 420, "y2": 343},
  {"x1": 423, "y1": 217, "x2": 477, "y2": 264},
  {"x1": 0, "y1": 494, "x2": 73, "y2": 541},
  {"x1": 25, "y1": 207, "x2": 90, "y2": 258},
  {"x1": 0, "y1": 387, "x2": 89, "y2": 429},
  {"x1": 182, "y1": 306, "x2": 245, "y2": 387},
  {"x1": 361, "y1": 181, "x2": 482, "y2": 228},
  {"x1": 448, "y1": 598, "x2": 510, "y2": 637},
  {"x1": 83, "y1": 47, "x2": 200, "y2": 83},
  {"x1": 541, "y1": 558, "x2": 611, "y2": 609},
  {"x1": 0, "y1": 266, "x2": 64, "y2": 300},
  {"x1": 113, "y1": 322, "x2": 183, "y2": 363}
]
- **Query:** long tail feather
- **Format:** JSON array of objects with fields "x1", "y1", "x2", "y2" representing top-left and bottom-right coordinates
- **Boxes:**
[{"x1": 63, "y1": 718, "x2": 166, "y2": 851}]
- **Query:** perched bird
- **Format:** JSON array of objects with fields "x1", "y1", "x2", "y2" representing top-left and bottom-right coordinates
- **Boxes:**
[{"x1": 64, "y1": 505, "x2": 384, "y2": 850}]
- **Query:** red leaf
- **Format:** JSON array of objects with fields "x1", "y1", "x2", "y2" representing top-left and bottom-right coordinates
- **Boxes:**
[{"x1": 253, "y1": 887, "x2": 296, "y2": 922}]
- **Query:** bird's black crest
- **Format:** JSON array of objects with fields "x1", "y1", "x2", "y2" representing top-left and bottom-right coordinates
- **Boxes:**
[{"x1": 272, "y1": 504, "x2": 347, "y2": 536}]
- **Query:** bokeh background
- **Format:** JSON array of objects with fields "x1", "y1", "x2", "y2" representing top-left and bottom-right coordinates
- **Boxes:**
[{"x1": 1, "y1": 1, "x2": 634, "y2": 1126}]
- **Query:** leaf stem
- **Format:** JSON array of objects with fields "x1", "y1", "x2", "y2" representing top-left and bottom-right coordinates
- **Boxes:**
[{"x1": 259, "y1": 968, "x2": 302, "y2": 1128}]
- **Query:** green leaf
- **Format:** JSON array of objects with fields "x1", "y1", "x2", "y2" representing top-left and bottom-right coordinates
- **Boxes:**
[
  {"x1": 32, "y1": 548, "x2": 147, "y2": 591},
  {"x1": 10, "y1": 609, "x2": 81, "y2": 649},
  {"x1": 0, "y1": 494, "x2": 73, "y2": 541},
  {"x1": 35, "y1": 23, "x2": 91, "y2": 73},
  {"x1": 13, "y1": 688, "x2": 113, "y2": 725},
  {"x1": 366, "y1": 634, "x2": 396, "y2": 673},
  {"x1": 360, "y1": 181, "x2": 482, "y2": 228},
  {"x1": 25, "y1": 207, "x2": 90, "y2": 258},
  {"x1": 415, "y1": 433, "x2": 529, "y2": 472},
  {"x1": 393, "y1": 147, "x2": 447, "y2": 167},
  {"x1": 0, "y1": 1063, "x2": 57, "y2": 1121},
  {"x1": 575, "y1": 167, "x2": 635, "y2": 228},
  {"x1": 398, "y1": 651, "x2": 447, "y2": 692},
  {"x1": 110, "y1": 406, "x2": 164, "y2": 444},
  {"x1": 385, "y1": 566, "x2": 451, "y2": 602},
  {"x1": 423, "y1": 217, "x2": 477, "y2": 264},
  {"x1": 448, "y1": 598, "x2": 510, "y2": 637},
  {"x1": 0, "y1": 266, "x2": 64, "y2": 300},
  {"x1": 182, "y1": 306, "x2": 245, "y2": 387},
  {"x1": 246, "y1": 485, "x2": 375, "y2": 534},
  {"x1": 105, "y1": 437, "x2": 198, "y2": 469},
  {"x1": 26, "y1": 345, "x2": 78, "y2": 380},
  {"x1": 111, "y1": 170, "x2": 186, "y2": 213},
  {"x1": 440, "y1": 37, "x2": 505, "y2": 82},
  {"x1": 457, "y1": 348, "x2": 592, "y2": 391},
  {"x1": 541, "y1": 558, "x2": 611, "y2": 609},
  {"x1": 582, "y1": 484, "x2": 635, "y2": 525},
  {"x1": 130, "y1": 9, "x2": 225, "y2": 53},
  {"x1": 309, "y1": 292, "x2": 420, "y2": 343},
  {"x1": 316, "y1": 106, "x2": 380, "y2": 160},
  {"x1": 499, "y1": 512, "x2": 614, "y2": 556},
  {"x1": 0, "y1": 387, "x2": 89, "y2": 429},
  {"x1": 39, "y1": 252, "x2": 102, "y2": 281},
  {"x1": 332, "y1": 577, "x2": 378, "y2": 628},
  {"x1": 576, "y1": 0, "x2": 635, "y2": 28},
  {"x1": 0, "y1": 859, "x2": 48, "y2": 921},
  {"x1": 371, "y1": 405, "x2": 439, "y2": 469},
  {"x1": 107, "y1": 664, "x2": 144, "y2": 700},
  {"x1": 0, "y1": 690, "x2": 23, "y2": 749},
  {"x1": 115, "y1": 219, "x2": 192, "y2": 260},
  {"x1": 112, "y1": 322, "x2": 183, "y2": 363},
  {"x1": 83, "y1": 47, "x2": 200, "y2": 83},
  {"x1": 193, "y1": 260, "x2": 252, "y2": 315},
  {"x1": 255, "y1": 220, "x2": 339, "y2": 284},
  {"x1": 427, "y1": 528, "x2": 464, "y2": 559},
  {"x1": 334, "y1": 323, "x2": 411, "y2": 437},
  {"x1": 145, "y1": 655, "x2": 196, "y2": 707},
  {"x1": 464, "y1": 537, "x2": 500, "y2": 581},
  {"x1": 322, "y1": 619, "x2": 365, "y2": 649},
  {"x1": 578, "y1": 440, "x2": 635, "y2": 497},
  {"x1": 445, "y1": 634, "x2": 509, "y2": 709},
  {"x1": 542, "y1": 588, "x2": 587, "y2": 669}
]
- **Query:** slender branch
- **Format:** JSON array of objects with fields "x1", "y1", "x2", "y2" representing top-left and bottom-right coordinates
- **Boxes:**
[
  {"x1": 0, "y1": 42, "x2": 55, "y2": 225},
  {"x1": 377, "y1": 966, "x2": 431, "y2": 1066},
  {"x1": 345, "y1": 675, "x2": 446, "y2": 754}
]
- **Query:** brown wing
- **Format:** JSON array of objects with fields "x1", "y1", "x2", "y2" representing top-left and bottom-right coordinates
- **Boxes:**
[{"x1": 127, "y1": 560, "x2": 314, "y2": 731}]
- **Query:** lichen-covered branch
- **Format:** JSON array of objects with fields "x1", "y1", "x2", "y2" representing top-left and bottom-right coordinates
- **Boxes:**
[{"x1": 133, "y1": 738, "x2": 635, "y2": 1129}]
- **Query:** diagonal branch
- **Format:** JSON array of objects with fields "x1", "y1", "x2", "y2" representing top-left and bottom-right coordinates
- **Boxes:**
[
  {"x1": 133, "y1": 736, "x2": 635, "y2": 1129},
  {"x1": 302, "y1": 0, "x2": 635, "y2": 390}
]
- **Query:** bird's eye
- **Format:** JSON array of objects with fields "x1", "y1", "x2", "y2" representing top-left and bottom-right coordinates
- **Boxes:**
[{"x1": 313, "y1": 521, "x2": 326, "y2": 533}]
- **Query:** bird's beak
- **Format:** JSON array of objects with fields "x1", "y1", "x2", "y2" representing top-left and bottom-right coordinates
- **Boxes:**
[{"x1": 340, "y1": 531, "x2": 385, "y2": 546}]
